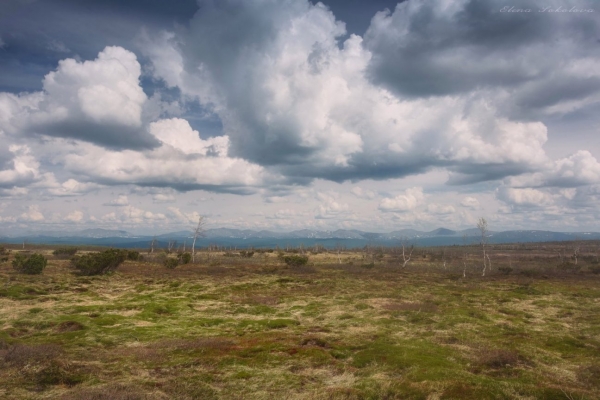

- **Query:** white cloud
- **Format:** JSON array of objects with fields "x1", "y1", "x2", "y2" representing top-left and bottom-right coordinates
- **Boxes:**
[
  {"x1": 460, "y1": 197, "x2": 480, "y2": 209},
  {"x1": 20, "y1": 205, "x2": 44, "y2": 222},
  {"x1": 47, "y1": 179, "x2": 101, "y2": 197},
  {"x1": 101, "y1": 205, "x2": 166, "y2": 224},
  {"x1": 65, "y1": 210, "x2": 84, "y2": 223},
  {"x1": 0, "y1": 46, "x2": 155, "y2": 149},
  {"x1": 141, "y1": 0, "x2": 551, "y2": 184},
  {"x1": 0, "y1": 145, "x2": 42, "y2": 189},
  {"x1": 427, "y1": 204, "x2": 455, "y2": 215},
  {"x1": 351, "y1": 186, "x2": 376, "y2": 200},
  {"x1": 104, "y1": 195, "x2": 129, "y2": 206},
  {"x1": 152, "y1": 193, "x2": 176, "y2": 203},
  {"x1": 497, "y1": 187, "x2": 554, "y2": 207},
  {"x1": 149, "y1": 118, "x2": 228, "y2": 156},
  {"x1": 379, "y1": 187, "x2": 424, "y2": 212},
  {"x1": 315, "y1": 192, "x2": 350, "y2": 219},
  {"x1": 507, "y1": 151, "x2": 600, "y2": 188}
]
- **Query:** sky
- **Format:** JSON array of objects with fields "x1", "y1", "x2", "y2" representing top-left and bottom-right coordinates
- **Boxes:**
[{"x1": 0, "y1": 0, "x2": 599, "y2": 235}]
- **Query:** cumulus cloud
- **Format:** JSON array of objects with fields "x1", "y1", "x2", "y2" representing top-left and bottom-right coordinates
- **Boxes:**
[
  {"x1": 101, "y1": 205, "x2": 166, "y2": 224},
  {"x1": 351, "y1": 186, "x2": 376, "y2": 200},
  {"x1": 496, "y1": 187, "x2": 554, "y2": 207},
  {"x1": 378, "y1": 187, "x2": 424, "y2": 212},
  {"x1": 104, "y1": 195, "x2": 130, "y2": 206},
  {"x1": 0, "y1": 145, "x2": 42, "y2": 189},
  {"x1": 46, "y1": 179, "x2": 102, "y2": 197},
  {"x1": 427, "y1": 204, "x2": 456, "y2": 215},
  {"x1": 460, "y1": 196, "x2": 480, "y2": 209},
  {"x1": 140, "y1": 0, "x2": 555, "y2": 185},
  {"x1": 507, "y1": 151, "x2": 600, "y2": 188},
  {"x1": 1, "y1": 46, "x2": 157, "y2": 149},
  {"x1": 65, "y1": 210, "x2": 84, "y2": 223},
  {"x1": 364, "y1": 0, "x2": 600, "y2": 118},
  {"x1": 59, "y1": 128, "x2": 270, "y2": 193},
  {"x1": 315, "y1": 192, "x2": 350, "y2": 219},
  {"x1": 20, "y1": 205, "x2": 44, "y2": 222}
]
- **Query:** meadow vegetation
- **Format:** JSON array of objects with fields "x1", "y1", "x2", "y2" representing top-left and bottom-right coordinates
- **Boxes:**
[{"x1": 0, "y1": 241, "x2": 599, "y2": 399}]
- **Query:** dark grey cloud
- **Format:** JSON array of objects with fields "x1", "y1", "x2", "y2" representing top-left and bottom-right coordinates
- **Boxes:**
[
  {"x1": 364, "y1": 0, "x2": 600, "y2": 101},
  {"x1": 320, "y1": 0, "x2": 402, "y2": 35},
  {"x1": 0, "y1": 0, "x2": 197, "y2": 93},
  {"x1": 30, "y1": 121, "x2": 159, "y2": 150}
]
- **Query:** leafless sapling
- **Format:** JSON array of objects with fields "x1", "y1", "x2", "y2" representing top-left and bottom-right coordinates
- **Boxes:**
[
  {"x1": 477, "y1": 218, "x2": 491, "y2": 276},
  {"x1": 400, "y1": 238, "x2": 414, "y2": 268},
  {"x1": 191, "y1": 216, "x2": 205, "y2": 263}
]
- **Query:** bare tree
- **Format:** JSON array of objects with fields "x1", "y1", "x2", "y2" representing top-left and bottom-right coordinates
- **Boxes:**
[
  {"x1": 167, "y1": 240, "x2": 177, "y2": 254},
  {"x1": 191, "y1": 216, "x2": 205, "y2": 263},
  {"x1": 400, "y1": 238, "x2": 414, "y2": 268},
  {"x1": 441, "y1": 247, "x2": 447, "y2": 270},
  {"x1": 462, "y1": 234, "x2": 469, "y2": 278},
  {"x1": 477, "y1": 217, "x2": 491, "y2": 276},
  {"x1": 572, "y1": 238, "x2": 581, "y2": 265},
  {"x1": 149, "y1": 236, "x2": 157, "y2": 254},
  {"x1": 335, "y1": 242, "x2": 343, "y2": 264}
]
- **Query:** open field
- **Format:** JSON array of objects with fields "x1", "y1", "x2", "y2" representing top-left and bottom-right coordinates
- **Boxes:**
[{"x1": 1, "y1": 243, "x2": 600, "y2": 399}]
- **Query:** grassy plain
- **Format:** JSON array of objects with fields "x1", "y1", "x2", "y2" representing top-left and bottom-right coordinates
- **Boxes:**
[{"x1": 1, "y1": 243, "x2": 599, "y2": 399}]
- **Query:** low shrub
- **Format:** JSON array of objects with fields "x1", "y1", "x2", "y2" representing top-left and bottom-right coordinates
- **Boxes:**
[
  {"x1": 0, "y1": 246, "x2": 8, "y2": 255},
  {"x1": 52, "y1": 247, "x2": 78, "y2": 256},
  {"x1": 177, "y1": 252, "x2": 192, "y2": 264},
  {"x1": 12, "y1": 253, "x2": 47, "y2": 275},
  {"x1": 556, "y1": 262, "x2": 581, "y2": 273},
  {"x1": 71, "y1": 249, "x2": 126, "y2": 276},
  {"x1": 126, "y1": 250, "x2": 141, "y2": 261},
  {"x1": 164, "y1": 258, "x2": 179, "y2": 269},
  {"x1": 283, "y1": 255, "x2": 309, "y2": 267},
  {"x1": 240, "y1": 250, "x2": 254, "y2": 258}
]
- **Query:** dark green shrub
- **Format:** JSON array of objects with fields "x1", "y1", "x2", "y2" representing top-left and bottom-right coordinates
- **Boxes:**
[
  {"x1": 71, "y1": 249, "x2": 126, "y2": 276},
  {"x1": 283, "y1": 255, "x2": 309, "y2": 267},
  {"x1": 0, "y1": 256, "x2": 8, "y2": 263},
  {"x1": 126, "y1": 250, "x2": 140, "y2": 261},
  {"x1": 164, "y1": 258, "x2": 179, "y2": 269},
  {"x1": 178, "y1": 252, "x2": 192, "y2": 264},
  {"x1": 12, "y1": 253, "x2": 47, "y2": 275},
  {"x1": 52, "y1": 247, "x2": 78, "y2": 256}
]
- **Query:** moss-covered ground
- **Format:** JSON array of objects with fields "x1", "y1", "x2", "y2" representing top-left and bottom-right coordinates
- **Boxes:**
[{"x1": 1, "y1": 246, "x2": 599, "y2": 399}]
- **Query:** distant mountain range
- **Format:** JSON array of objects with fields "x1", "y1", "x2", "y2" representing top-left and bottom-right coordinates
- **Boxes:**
[{"x1": 1, "y1": 227, "x2": 599, "y2": 249}]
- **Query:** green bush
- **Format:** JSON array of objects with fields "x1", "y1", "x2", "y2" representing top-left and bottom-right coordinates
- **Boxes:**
[
  {"x1": 126, "y1": 250, "x2": 141, "y2": 261},
  {"x1": 12, "y1": 253, "x2": 47, "y2": 275},
  {"x1": 71, "y1": 249, "x2": 126, "y2": 276},
  {"x1": 177, "y1": 252, "x2": 192, "y2": 264},
  {"x1": 164, "y1": 258, "x2": 179, "y2": 269},
  {"x1": 283, "y1": 255, "x2": 309, "y2": 267},
  {"x1": 52, "y1": 247, "x2": 78, "y2": 256}
]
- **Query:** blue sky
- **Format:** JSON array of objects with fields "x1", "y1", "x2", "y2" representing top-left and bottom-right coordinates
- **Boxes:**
[{"x1": 0, "y1": 0, "x2": 599, "y2": 234}]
